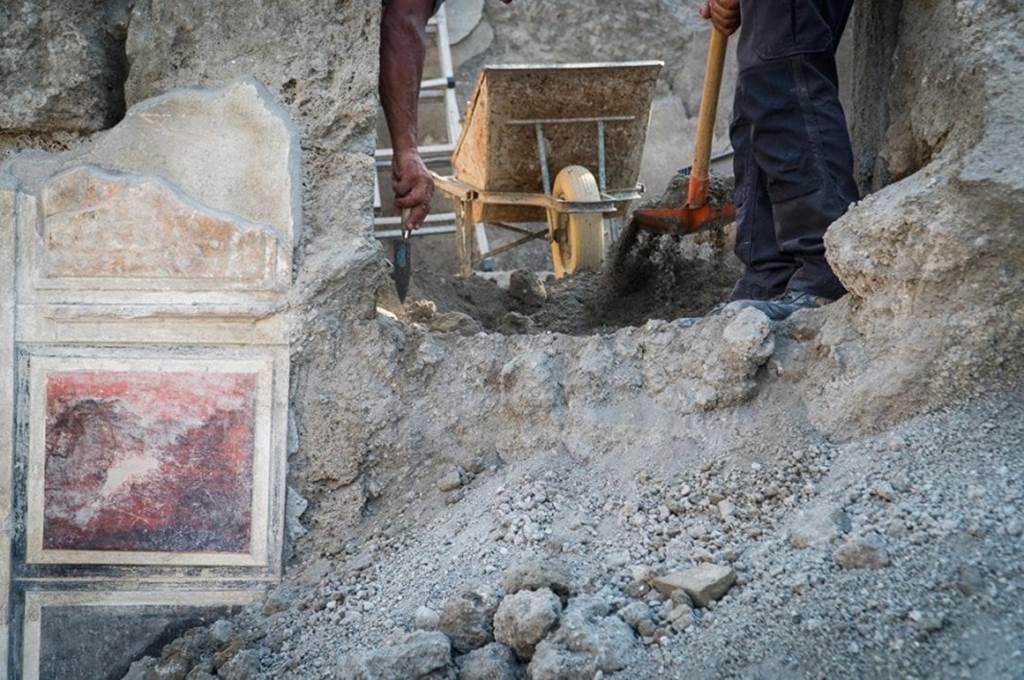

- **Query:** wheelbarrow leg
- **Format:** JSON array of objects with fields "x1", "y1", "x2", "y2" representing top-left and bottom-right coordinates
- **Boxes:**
[{"x1": 455, "y1": 199, "x2": 475, "y2": 278}]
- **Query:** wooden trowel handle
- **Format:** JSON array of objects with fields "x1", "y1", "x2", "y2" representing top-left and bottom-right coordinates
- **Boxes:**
[{"x1": 687, "y1": 28, "x2": 729, "y2": 208}]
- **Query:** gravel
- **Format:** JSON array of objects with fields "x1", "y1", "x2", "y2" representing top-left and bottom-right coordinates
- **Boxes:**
[{"x1": 125, "y1": 386, "x2": 1024, "y2": 679}]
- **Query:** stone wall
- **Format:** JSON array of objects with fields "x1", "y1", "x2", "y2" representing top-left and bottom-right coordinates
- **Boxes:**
[
  {"x1": 795, "y1": 0, "x2": 1024, "y2": 433},
  {"x1": 0, "y1": 0, "x2": 130, "y2": 136}
]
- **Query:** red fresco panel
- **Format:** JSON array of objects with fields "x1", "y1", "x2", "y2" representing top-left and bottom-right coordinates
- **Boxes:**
[{"x1": 42, "y1": 370, "x2": 257, "y2": 553}]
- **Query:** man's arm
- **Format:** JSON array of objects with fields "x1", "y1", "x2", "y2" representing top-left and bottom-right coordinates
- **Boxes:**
[
  {"x1": 380, "y1": 0, "x2": 435, "y2": 231},
  {"x1": 700, "y1": 0, "x2": 741, "y2": 35}
]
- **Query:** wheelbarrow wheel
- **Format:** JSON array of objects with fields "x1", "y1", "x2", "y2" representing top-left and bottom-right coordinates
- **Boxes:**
[{"x1": 548, "y1": 166, "x2": 606, "y2": 278}]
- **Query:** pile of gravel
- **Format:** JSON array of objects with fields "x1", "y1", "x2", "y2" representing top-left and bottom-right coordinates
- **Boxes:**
[{"x1": 124, "y1": 387, "x2": 1023, "y2": 679}]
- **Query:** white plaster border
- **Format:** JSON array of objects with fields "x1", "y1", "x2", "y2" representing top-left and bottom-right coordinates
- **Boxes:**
[
  {"x1": 0, "y1": 182, "x2": 20, "y2": 680},
  {"x1": 21, "y1": 588, "x2": 261, "y2": 680},
  {"x1": 24, "y1": 355, "x2": 275, "y2": 568}
]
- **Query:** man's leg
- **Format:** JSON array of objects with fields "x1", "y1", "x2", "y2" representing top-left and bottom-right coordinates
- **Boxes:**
[
  {"x1": 729, "y1": 100, "x2": 797, "y2": 300},
  {"x1": 755, "y1": 55, "x2": 858, "y2": 299},
  {"x1": 733, "y1": 0, "x2": 858, "y2": 305}
]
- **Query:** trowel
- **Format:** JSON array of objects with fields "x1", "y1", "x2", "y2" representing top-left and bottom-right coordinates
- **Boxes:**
[
  {"x1": 391, "y1": 209, "x2": 412, "y2": 303},
  {"x1": 627, "y1": 28, "x2": 736, "y2": 238}
]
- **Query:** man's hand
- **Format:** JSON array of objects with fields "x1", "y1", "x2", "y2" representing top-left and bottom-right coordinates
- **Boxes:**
[
  {"x1": 392, "y1": 150, "x2": 434, "y2": 231},
  {"x1": 700, "y1": 0, "x2": 741, "y2": 36}
]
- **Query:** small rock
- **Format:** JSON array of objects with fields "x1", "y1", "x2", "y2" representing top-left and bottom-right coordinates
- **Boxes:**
[
  {"x1": 185, "y1": 670, "x2": 216, "y2": 680},
  {"x1": 500, "y1": 311, "x2": 535, "y2": 334},
  {"x1": 624, "y1": 579, "x2": 649, "y2": 599},
  {"x1": 493, "y1": 588, "x2": 562, "y2": 660},
  {"x1": 438, "y1": 467, "x2": 464, "y2": 492},
  {"x1": 430, "y1": 311, "x2": 483, "y2": 335},
  {"x1": 604, "y1": 552, "x2": 630, "y2": 570},
  {"x1": 502, "y1": 559, "x2": 574, "y2": 602},
  {"x1": 209, "y1": 619, "x2": 236, "y2": 644},
  {"x1": 910, "y1": 612, "x2": 946, "y2": 633},
  {"x1": 649, "y1": 564, "x2": 736, "y2": 607},
  {"x1": 415, "y1": 605, "x2": 441, "y2": 631},
  {"x1": 407, "y1": 299, "x2": 438, "y2": 322},
  {"x1": 457, "y1": 642, "x2": 524, "y2": 680},
  {"x1": 833, "y1": 536, "x2": 891, "y2": 569},
  {"x1": 668, "y1": 589, "x2": 693, "y2": 608},
  {"x1": 509, "y1": 270, "x2": 548, "y2": 306},
  {"x1": 872, "y1": 482, "x2": 897, "y2": 502},
  {"x1": 629, "y1": 565, "x2": 654, "y2": 583},
  {"x1": 122, "y1": 657, "x2": 157, "y2": 680},
  {"x1": 212, "y1": 640, "x2": 243, "y2": 670},
  {"x1": 665, "y1": 604, "x2": 693, "y2": 631},
  {"x1": 218, "y1": 649, "x2": 260, "y2": 680},
  {"x1": 617, "y1": 601, "x2": 657, "y2": 637},
  {"x1": 957, "y1": 564, "x2": 986, "y2": 596},
  {"x1": 439, "y1": 582, "x2": 501, "y2": 653},
  {"x1": 337, "y1": 631, "x2": 453, "y2": 679},
  {"x1": 789, "y1": 506, "x2": 851, "y2": 549},
  {"x1": 261, "y1": 597, "x2": 287, "y2": 616}
]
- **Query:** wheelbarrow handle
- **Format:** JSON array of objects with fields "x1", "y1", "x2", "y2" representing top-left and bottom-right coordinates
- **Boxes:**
[{"x1": 687, "y1": 28, "x2": 730, "y2": 209}]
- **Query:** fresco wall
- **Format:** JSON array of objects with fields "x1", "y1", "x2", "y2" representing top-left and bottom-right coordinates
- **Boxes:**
[{"x1": 0, "y1": 79, "x2": 295, "y2": 679}]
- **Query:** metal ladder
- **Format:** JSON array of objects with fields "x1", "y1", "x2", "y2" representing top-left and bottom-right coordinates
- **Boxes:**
[{"x1": 374, "y1": 5, "x2": 489, "y2": 259}]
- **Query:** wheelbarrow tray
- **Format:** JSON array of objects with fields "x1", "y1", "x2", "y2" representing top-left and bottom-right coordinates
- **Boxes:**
[{"x1": 451, "y1": 61, "x2": 662, "y2": 224}]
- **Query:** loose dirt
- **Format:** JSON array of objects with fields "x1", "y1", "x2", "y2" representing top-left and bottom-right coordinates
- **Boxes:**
[{"x1": 381, "y1": 171, "x2": 741, "y2": 335}]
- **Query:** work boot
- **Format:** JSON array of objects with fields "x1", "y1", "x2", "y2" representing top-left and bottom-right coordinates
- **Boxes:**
[{"x1": 723, "y1": 290, "x2": 835, "y2": 321}]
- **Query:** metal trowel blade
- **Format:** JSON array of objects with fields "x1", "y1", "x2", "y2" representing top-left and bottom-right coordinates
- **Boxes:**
[
  {"x1": 392, "y1": 231, "x2": 411, "y2": 303},
  {"x1": 391, "y1": 209, "x2": 414, "y2": 303}
]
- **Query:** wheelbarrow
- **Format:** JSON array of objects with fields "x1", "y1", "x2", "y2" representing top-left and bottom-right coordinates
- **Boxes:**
[{"x1": 432, "y1": 61, "x2": 663, "y2": 278}]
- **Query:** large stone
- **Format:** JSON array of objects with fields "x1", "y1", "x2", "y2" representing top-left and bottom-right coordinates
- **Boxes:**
[
  {"x1": 493, "y1": 588, "x2": 562, "y2": 661},
  {"x1": 337, "y1": 631, "x2": 454, "y2": 680},
  {"x1": 438, "y1": 582, "x2": 501, "y2": 653},
  {"x1": 649, "y1": 564, "x2": 736, "y2": 607},
  {"x1": 0, "y1": 0, "x2": 130, "y2": 133},
  {"x1": 502, "y1": 559, "x2": 574, "y2": 602},
  {"x1": 527, "y1": 597, "x2": 635, "y2": 680},
  {"x1": 797, "y1": 0, "x2": 1024, "y2": 435},
  {"x1": 456, "y1": 642, "x2": 524, "y2": 680}
]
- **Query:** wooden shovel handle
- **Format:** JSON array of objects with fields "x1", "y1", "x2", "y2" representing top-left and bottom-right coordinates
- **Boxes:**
[{"x1": 687, "y1": 28, "x2": 729, "y2": 208}]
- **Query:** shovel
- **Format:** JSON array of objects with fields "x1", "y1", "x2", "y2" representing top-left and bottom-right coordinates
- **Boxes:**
[
  {"x1": 391, "y1": 209, "x2": 412, "y2": 303},
  {"x1": 628, "y1": 28, "x2": 736, "y2": 236}
]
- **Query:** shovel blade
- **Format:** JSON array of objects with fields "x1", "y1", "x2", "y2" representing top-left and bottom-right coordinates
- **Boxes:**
[{"x1": 631, "y1": 202, "x2": 736, "y2": 236}]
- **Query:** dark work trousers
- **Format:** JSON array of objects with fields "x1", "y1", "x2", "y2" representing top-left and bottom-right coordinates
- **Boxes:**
[{"x1": 729, "y1": 0, "x2": 859, "y2": 301}]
